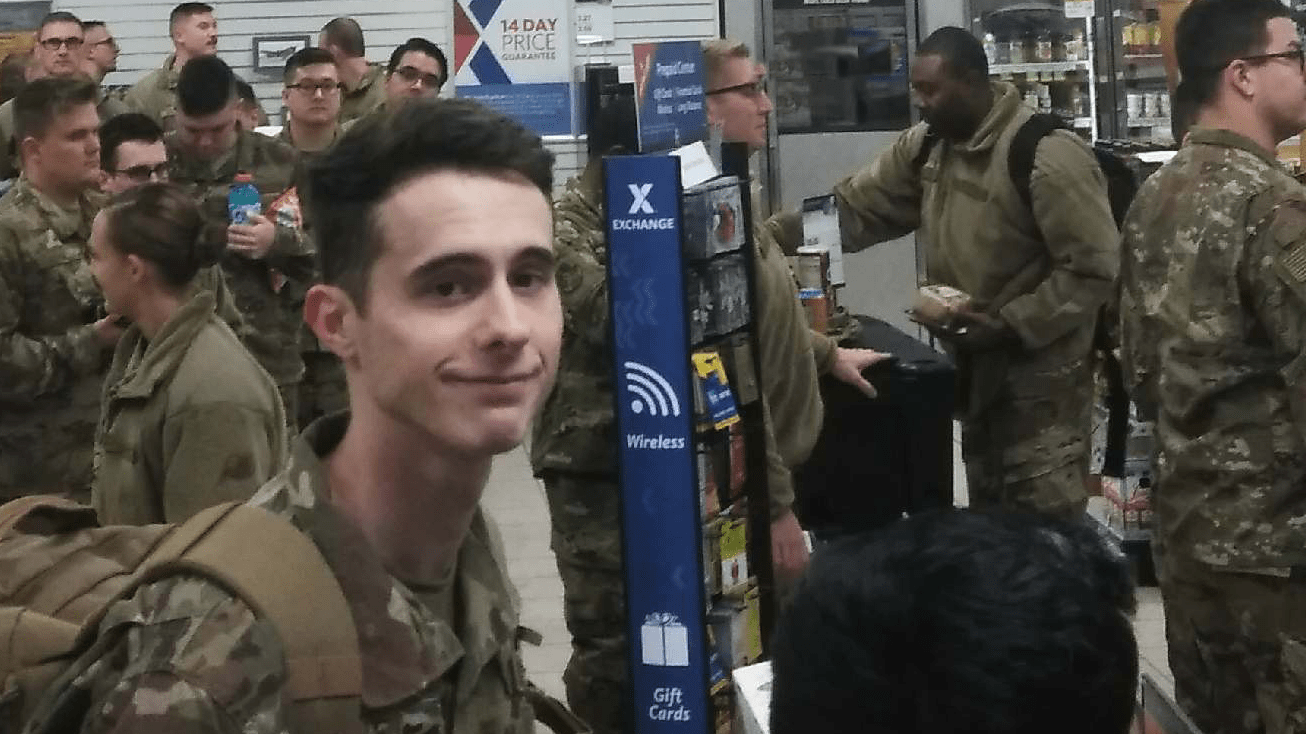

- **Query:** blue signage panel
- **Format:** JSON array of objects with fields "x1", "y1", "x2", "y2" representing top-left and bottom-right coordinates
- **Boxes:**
[
  {"x1": 604, "y1": 154, "x2": 709, "y2": 733},
  {"x1": 631, "y1": 41, "x2": 708, "y2": 152},
  {"x1": 457, "y1": 82, "x2": 573, "y2": 136}
]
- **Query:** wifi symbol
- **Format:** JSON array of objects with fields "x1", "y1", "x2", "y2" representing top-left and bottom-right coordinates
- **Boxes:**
[{"x1": 625, "y1": 361, "x2": 681, "y2": 417}]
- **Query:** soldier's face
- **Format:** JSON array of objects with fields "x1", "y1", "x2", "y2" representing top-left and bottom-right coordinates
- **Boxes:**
[
  {"x1": 83, "y1": 25, "x2": 118, "y2": 75},
  {"x1": 103, "y1": 140, "x2": 168, "y2": 196},
  {"x1": 705, "y1": 57, "x2": 772, "y2": 151},
  {"x1": 88, "y1": 212, "x2": 137, "y2": 319},
  {"x1": 283, "y1": 63, "x2": 342, "y2": 127},
  {"x1": 175, "y1": 101, "x2": 239, "y2": 161},
  {"x1": 385, "y1": 52, "x2": 445, "y2": 104},
  {"x1": 34, "y1": 21, "x2": 84, "y2": 77},
  {"x1": 1248, "y1": 18, "x2": 1306, "y2": 141},
  {"x1": 911, "y1": 54, "x2": 982, "y2": 141},
  {"x1": 173, "y1": 12, "x2": 218, "y2": 58},
  {"x1": 26, "y1": 101, "x2": 100, "y2": 191},
  {"x1": 319, "y1": 169, "x2": 562, "y2": 458}
]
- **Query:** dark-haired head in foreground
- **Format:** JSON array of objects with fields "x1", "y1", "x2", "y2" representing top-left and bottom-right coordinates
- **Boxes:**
[{"x1": 771, "y1": 509, "x2": 1138, "y2": 734}]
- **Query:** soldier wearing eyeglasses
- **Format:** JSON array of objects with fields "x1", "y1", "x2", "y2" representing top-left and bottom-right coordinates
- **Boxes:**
[
  {"x1": 278, "y1": 47, "x2": 349, "y2": 429},
  {"x1": 382, "y1": 38, "x2": 447, "y2": 108},
  {"x1": 0, "y1": 12, "x2": 128, "y2": 181},
  {"x1": 1121, "y1": 1, "x2": 1306, "y2": 731}
]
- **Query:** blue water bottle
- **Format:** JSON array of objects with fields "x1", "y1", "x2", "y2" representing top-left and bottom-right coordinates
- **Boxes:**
[{"x1": 228, "y1": 172, "x2": 261, "y2": 224}]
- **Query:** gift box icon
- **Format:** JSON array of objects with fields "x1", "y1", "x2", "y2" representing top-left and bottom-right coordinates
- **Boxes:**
[{"x1": 641, "y1": 612, "x2": 690, "y2": 667}]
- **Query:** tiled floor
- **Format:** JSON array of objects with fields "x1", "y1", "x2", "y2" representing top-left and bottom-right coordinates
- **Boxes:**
[{"x1": 483, "y1": 426, "x2": 1174, "y2": 709}]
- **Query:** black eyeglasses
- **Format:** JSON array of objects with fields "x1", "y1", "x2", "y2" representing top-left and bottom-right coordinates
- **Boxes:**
[
  {"x1": 706, "y1": 79, "x2": 767, "y2": 98},
  {"x1": 286, "y1": 81, "x2": 345, "y2": 96},
  {"x1": 1234, "y1": 48, "x2": 1305, "y2": 71},
  {"x1": 394, "y1": 65, "x2": 445, "y2": 90},
  {"x1": 112, "y1": 163, "x2": 169, "y2": 182},
  {"x1": 38, "y1": 36, "x2": 83, "y2": 51},
  {"x1": 91, "y1": 38, "x2": 118, "y2": 50}
]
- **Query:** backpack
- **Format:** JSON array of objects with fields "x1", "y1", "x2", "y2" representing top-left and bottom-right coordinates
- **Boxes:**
[
  {"x1": 0, "y1": 495, "x2": 365, "y2": 734},
  {"x1": 0, "y1": 496, "x2": 592, "y2": 734},
  {"x1": 914, "y1": 114, "x2": 1137, "y2": 476}
]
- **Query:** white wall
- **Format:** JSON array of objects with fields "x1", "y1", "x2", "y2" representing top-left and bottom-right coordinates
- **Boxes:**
[{"x1": 53, "y1": 0, "x2": 446, "y2": 130}]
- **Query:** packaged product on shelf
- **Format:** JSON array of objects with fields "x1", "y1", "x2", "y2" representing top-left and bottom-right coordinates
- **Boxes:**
[
  {"x1": 707, "y1": 583, "x2": 763, "y2": 669},
  {"x1": 1065, "y1": 28, "x2": 1085, "y2": 62},
  {"x1": 682, "y1": 176, "x2": 746, "y2": 261},
  {"x1": 693, "y1": 349, "x2": 742, "y2": 430},
  {"x1": 698, "y1": 444, "x2": 720, "y2": 520},
  {"x1": 686, "y1": 267, "x2": 711, "y2": 346},
  {"x1": 714, "y1": 517, "x2": 750, "y2": 596},
  {"x1": 704, "y1": 520, "x2": 723, "y2": 595},
  {"x1": 793, "y1": 246, "x2": 830, "y2": 292},
  {"x1": 727, "y1": 421, "x2": 747, "y2": 504},
  {"x1": 1102, "y1": 464, "x2": 1152, "y2": 535},
  {"x1": 711, "y1": 685, "x2": 735, "y2": 734},
  {"x1": 707, "y1": 255, "x2": 750, "y2": 335},
  {"x1": 1034, "y1": 31, "x2": 1053, "y2": 62},
  {"x1": 799, "y1": 288, "x2": 829, "y2": 332},
  {"x1": 983, "y1": 33, "x2": 999, "y2": 65}
]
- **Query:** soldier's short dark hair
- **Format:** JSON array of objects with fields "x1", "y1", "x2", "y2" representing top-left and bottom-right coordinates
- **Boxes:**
[
  {"x1": 37, "y1": 11, "x2": 82, "y2": 38},
  {"x1": 284, "y1": 47, "x2": 337, "y2": 86},
  {"x1": 104, "y1": 182, "x2": 222, "y2": 292},
  {"x1": 770, "y1": 509, "x2": 1138, "y2": 734},
  {"x1": 307, "y1": 98, "x2": 554, "y2": 310},
  {"x1": 386, "y1": 37, "x2": 448, "y2": 85},
  {"x1": 14, "y1": 75, "x2": 97, "y2": 143},
  {"x1": 177, "y1": 55, "x2": 236, "y2": 117},
  {"x1": 0, "y1": 52, "x2": 29, "y2": 105},
  {"x1": 1175, "y1": 0, "x2": 1290, "y2": 108},
  {"x1": 917, "y1": 26, "x2": 989, "y2": 84},
  {"x1": 170, "y1": 2, "x2": 214, "y2": 31},
  {"x1": 321, "y1": 17, "x2": 365, "y2": 58},
  {"x1": 100, "y1": 113, "x2": 164, "y2": 171}
]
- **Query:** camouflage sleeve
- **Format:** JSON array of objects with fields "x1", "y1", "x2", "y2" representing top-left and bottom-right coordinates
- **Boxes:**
[
  {"x1": 160, "y1": 404, "x2": 285, "y2": 523},
  {"x1": 0, "y1": 228, "x2": 102, "y2": 403},
  {"x1": 264, "y1": 223, "x2": 315, "y2": 283},
  {"x1": 998, "y1": 132, "x2": 1120, "y2": 350},
  {"x1": 79, "y1": 577, "x2": 289, "y2": 734},
  {"x1": 0, "y1": 101, "x2": 16, "y2": 181},
  {"x1": 1118, "y1": 206, "x2": 1157, "y2": 420},
  {"x1": 1247, "y1": 198, "x2": 1306, "y2": 436},
  {"x1": 554, "y1": 202, "x2": 609, "y2": 348},
  {"x1": 830, "y1": 124, "x2": 928, "y2": 253}
]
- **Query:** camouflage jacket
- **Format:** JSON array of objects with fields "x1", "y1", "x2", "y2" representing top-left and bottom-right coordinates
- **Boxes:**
[
  {"x1": 70, "y1": 412, "x2": 534, "y2": 733},
  {"x1": 123, "y1": 54, "x2": 180, "y2": 132},
  {"x1": 167, "y1": 129, "x2": 311, "y2": 386},
  {"x1": 1120, "y1": 128, "x2": 1306, "y2": 571},
  {"x1": 530, "y1": 161, "x2": 806, "y2": 517},
  {"x1": 92, "y1": 288, "x2": 287, "y2": 526},
  {"x1": 0, "y1": 177, "x2": 107, "y2": 501},
  {"x1": 833, "y1": 81, "x2": 1118, "y2": 426},
  {"x1": 0, "y1": 90, "x2": 130, "y2": 180},
  {"x1": 339, "y1": 63, "x2": 388, "y2": 124}
]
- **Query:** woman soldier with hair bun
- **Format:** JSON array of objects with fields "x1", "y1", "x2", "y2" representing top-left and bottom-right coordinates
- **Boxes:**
[{"x1": 89, "y1": 182, "x2": 287, "y2": 525}]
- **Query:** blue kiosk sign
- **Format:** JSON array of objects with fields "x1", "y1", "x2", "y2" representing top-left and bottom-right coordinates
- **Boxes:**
[{"x1": 604, "y1": 153, "x2": 710, "y2": 732}]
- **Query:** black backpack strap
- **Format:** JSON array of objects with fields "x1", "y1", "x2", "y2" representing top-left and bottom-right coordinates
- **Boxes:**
[
  {"x1": 1007, "y1": 113, "x2": 1066, "y2": 212},
  {"x1": 912, "y1": 125, "x2": 941, "y2": 172}
]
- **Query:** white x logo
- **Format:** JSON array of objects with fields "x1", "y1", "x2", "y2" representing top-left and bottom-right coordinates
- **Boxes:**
[{"x1": 627, "y1": 183, "x2": 655, "y2": 215}]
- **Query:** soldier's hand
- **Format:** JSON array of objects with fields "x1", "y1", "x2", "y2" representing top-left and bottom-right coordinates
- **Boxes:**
[
  {"x1": 92, "y1": 314, "x2": 126, "y2": 348},
  {"x1": 830, "y1": 347, "x2": 892, "y2": 398},
  {"x1": 950, "y1": 307, "x2": 1020, "y2": 352},
  {"x1": 227, "y1": 214, "x2": 276, "y2": 260},
  {"x1": 771, "y1": 509, "x2": 810, "y2": 581}
]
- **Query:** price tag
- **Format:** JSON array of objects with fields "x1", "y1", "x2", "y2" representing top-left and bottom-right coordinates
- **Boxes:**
[{"x1": 1065, "y1": 0, "x2": 1094, "y2": 18}]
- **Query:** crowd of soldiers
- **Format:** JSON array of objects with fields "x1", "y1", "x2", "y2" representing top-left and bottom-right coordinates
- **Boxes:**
[{"x1": 0, "y1": 4, "x2": 450, "y2": 512}]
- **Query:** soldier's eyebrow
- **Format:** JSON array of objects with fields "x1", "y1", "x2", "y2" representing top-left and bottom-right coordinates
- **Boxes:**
[{"x1": 514, "y1": 246, "x2": 556, "y2": 269}]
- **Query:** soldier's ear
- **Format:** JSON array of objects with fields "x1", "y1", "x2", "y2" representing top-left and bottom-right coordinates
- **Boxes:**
[
  {"x1": 304, "y1": 283, "x2": 357, "y2": 363},
  {"x1": 17, "y1": 135, "x2": 38, "y2": 166}
]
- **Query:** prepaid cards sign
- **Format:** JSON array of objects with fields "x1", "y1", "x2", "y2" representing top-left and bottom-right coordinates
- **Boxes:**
[{"x1": 454, "y1": 0, "x2": 573, "y2": 135}]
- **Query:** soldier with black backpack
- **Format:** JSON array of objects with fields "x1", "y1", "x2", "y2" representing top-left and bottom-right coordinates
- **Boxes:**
[{"x1": 827, "y1": 26, "x2": 1120, "y2": 520}]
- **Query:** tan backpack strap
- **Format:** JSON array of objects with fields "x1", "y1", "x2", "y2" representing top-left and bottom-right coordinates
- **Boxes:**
[
  {"x1": 133, "y1": 504, "x2": 364, "y2": 734},
  {"x1": 0, "y1": 495, "x2": 98, "y2": 540}
]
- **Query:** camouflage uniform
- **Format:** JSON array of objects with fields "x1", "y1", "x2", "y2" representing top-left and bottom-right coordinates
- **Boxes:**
[
  {"x1": 93, "y1": 288, "x2": 287, "y2": 526},
  {"x1": 63, "y1": 412, "x2": 533, "y2": 733},
  {"x1": 339, "y1": 63, "x2": 388, "y2": 124},
  {"x1": 1119, "y1": 127, "x2": 1306, "y2": 734},
  {"x1": 0, "y1": 90, "x2": 130, "y2": 180},
  {"x1": 530, "y1": 161, "x2": 820, "y2": 733},
  {"x1": 0, "y1": 177, "x2": 107, "y2": 503},
  {"x1": 833, "y1": 81, "x2": 1119, "y2": 518},
  {"x1": 167, "y1": 129, "x2": 311, "y2": 424},
  {"x1": 123, "y1": 55, "x2": 181, "y2": 132},
  {"x1": 276, "y1": 123, "x2": 348, "y2": 428}
]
